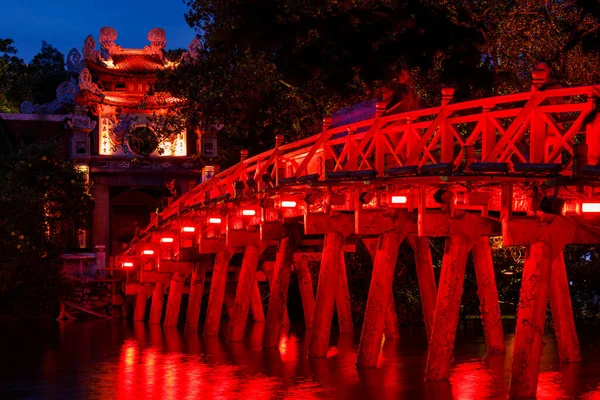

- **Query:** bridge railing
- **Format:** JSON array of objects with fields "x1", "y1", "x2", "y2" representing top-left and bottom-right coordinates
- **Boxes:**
[{"x1": 136, "y1": 84, "x2": 600, "y2": 242}]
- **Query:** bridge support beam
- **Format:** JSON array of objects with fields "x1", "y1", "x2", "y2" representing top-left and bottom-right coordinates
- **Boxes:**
[
  {"x1": 309, "y1": 231, "x2": 344, "y2": 357},
  {"x1": 250, "y1": 280, "x2": 265, "y2": 322},
  {"x1": 384, "y1": 295, "x2": 400, "y2": 340},
  {"x1": 133, "y1": 291, "x2": 148, "y2": 322},
  {"x1": 164, "y1": 272, "x2": 184, "y2": 327},
  {"x1": 357, "y1": 229, "x2": 406, "y2": 367},
  {"x1": 549, "y1": 251, "x2": 581, "y2": 363},
  {"x1": 296, "y1": 255, "x2": 315, "y2": 329},
  {"x1": 509, "y1": 243, "x2": 554, "y2": 398},
  {"x1": 335, "y1": 253, "x2": 354, "y2": 334},
  {"x1": 204, "y1": 250, "x2": 232, "y2": 337},
  {"x1": 425, "y1": 235, "x2": 471, "y2": 380},
  {"x1": 264, "y1": 236, "x2": 297, "y2": 348},
  {"x1": 408, "y1": 235, "x2": 437, "y2": 341},
  {"x1": 471, "y1": 237, "x2": 505, "y2": 354},
  {"x1": 228, "y1": 245, "x2": 261, "y2": 342},
  {"x1": 149, "y1": 281, "x2": 164, "y2": 324},
  {"x1": 185, "y1": 263, "x2": 206, "y2": 331}
]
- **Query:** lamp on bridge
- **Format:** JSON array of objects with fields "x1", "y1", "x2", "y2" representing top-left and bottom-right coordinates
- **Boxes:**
[
  {"x1": 359, "y1": 191, "x2": 375, "y2": 205},
  {"x1": 433, "y1": 188, "x2": 453, "y2": 204}
]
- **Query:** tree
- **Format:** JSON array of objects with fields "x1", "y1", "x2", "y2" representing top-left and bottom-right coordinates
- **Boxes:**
[
  {"x1": 0, "y1": 38, "x2": 30, "y2": 113},
  {"x1": 167, "y1": 0, "x2": 487, "y2": 164},
  {"x1": 0, "y1": 137, "x2": 93, "y2": 316},
  {"x1": 30, "y1": 41, "x2": 71, "y2": 106},
  {"x1": 426, "y1": 0, "x2": 600, "y2": 93}
]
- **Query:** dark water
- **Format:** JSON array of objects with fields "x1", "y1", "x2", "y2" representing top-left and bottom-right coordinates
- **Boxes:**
[{"x1": 2, "y1": 320, "x2": 600, "y2": 399}]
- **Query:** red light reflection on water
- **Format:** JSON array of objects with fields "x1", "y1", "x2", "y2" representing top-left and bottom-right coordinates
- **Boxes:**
[{"x1": 449, "y1": 361, "x2": 495, "y2": 400}]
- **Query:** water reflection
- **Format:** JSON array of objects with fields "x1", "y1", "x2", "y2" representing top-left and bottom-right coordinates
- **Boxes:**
[{"x1": 3, "y1": 320, "x2": 600, "y2": 398}]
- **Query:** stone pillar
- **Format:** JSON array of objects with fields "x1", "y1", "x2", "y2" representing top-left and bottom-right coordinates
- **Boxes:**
[{"x1": 228, "y1": 245, "x2": 261, "y2": 342}]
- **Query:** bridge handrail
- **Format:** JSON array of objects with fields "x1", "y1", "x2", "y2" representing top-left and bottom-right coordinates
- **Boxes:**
[{"x1": 131, "y1": 84, "x2": 600, "y2": 246}]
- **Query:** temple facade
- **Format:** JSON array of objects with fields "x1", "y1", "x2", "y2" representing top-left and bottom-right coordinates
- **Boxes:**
[{"x1": 3, "y1": 27, "x2": 218, "y2": 264}]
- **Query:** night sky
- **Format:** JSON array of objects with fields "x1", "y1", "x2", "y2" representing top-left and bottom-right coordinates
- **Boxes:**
[{"x1": 2, "y1": 0, "x2": 196, "y2": 61}]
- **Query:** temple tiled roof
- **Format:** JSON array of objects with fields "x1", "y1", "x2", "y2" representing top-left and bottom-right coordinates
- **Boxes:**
[{"x1": 109, "y1": 53, "x2": 166, "y2": 74}]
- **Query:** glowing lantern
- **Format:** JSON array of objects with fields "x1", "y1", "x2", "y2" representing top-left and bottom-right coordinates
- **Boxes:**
[
  {"x1": 209, "y1": 217, "x2": 222, "y2": 224},
  {"x1": 160, "y1": 237, "x2": 174, "y2": 243},
  {"x1": 142, "y1": 249, "x2": 155, "y2": 256},
  {"x1": 281, "y1": 200, "x2": 297, "y2": 208},
  {"x1": 582, "y1": 202, "x2": 600, "y2": 213},
  {"x1": 123, "y1": 262, "x2": 134, "y2": 268},
  {"x1": 182, "y1": 226, "x2": 196, "y2": 233},
  {"x1": 391, "y1": 195, "x2": 408, "y2": 204},
  {"x1": 242, "y1": 209, "x2": 256, "y2": 216}
]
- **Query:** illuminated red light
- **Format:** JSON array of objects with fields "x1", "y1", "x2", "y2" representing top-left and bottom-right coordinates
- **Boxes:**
[
  {"x1": 281, "y1": 200, "x2": 297, "y2": 208},
  {"x1": 582, "y1": 202, "x2": 600, "y2": 213},
  {"x1": 209, "y1": 217, "x2": 222, "y2": 224},
  {"x1": 242, "y1": 209, "x2": 256, "y2": 216},
  {"x1": 160, "y1": 237, "x2": 174, "y2": 243},
  {"x1": 123, "y1": 262, "x2": 134, "y2": 268},
  {"x1": 142, "y1": 250, "x2": 155, "y2": 255},
  {"x1": 391, "y1": 195, "x2": 408, "y2": 204},
  {"x1": 182, "y1": 226, "x2": 196, "y2": 233}
]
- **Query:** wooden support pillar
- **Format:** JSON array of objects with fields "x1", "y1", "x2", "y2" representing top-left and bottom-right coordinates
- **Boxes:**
[
  {"x1": 250, "y1": 281, "x2": 265, "y2": 322},
  {"x1": 225, "y1": 291, "x2": 235, "y2": 319},
  {"x1": 363, "y1": 238, "x2": 399, "y2": 340},
  {"x1": 549, "y1": 251, "x2": 581, "y2": 363},
  {"x1": 357, "y1": 230, "x2": 405, "y2": 367},
  {"x1": 471, "y1": 237, "x2": 505, "y2": 354},
  {"x1": 185, "y1": 263, "x2": 206, "y2": 331},
  {"x1": 204, "y1": 250, "x2": 231, "y2": 337},
  {"x1": 133, "y1": 291, "x2": 148, "y2": 322},
  {"x1": 309, "y1": 231, "x2": 344, "y2": 357},
  {"x1": 265, "y1": 265, "x2": 290, "y2": 327},
  {"x1": 228, "y1": 245, "x2": 261, "y2": 342},
  {"x1": 425, "y1": 235, "x2": 471, "y2": 380},
  {"x1": 410, "y1": 236, "x2": 437, "y2": 341},
  {"x1": 384, "y1": 294, "x2": 400, "y2": 340},
  {"x1": 296, "y1": 255, "x2": 315, "y2": 329},
  {"x1": 149, "y1": 281, "x2": 165, "y2": 324},
  {"x1": 509, "y1": 243, "x2": 554, "y2": 398},
  {"x1": 335, "y1": 252, "x2": 354, "y2": 334},
  {"x1": 163, "y1": 273, "x2": 184, "y2": 327},
  {"x1": 264, "y1": 236, "x2": 296, "y2": 348}
]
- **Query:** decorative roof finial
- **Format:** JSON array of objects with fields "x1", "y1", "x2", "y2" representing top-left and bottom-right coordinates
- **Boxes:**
[{"x1": 148, "y1": 28, "x2": 167, "y2": 50}]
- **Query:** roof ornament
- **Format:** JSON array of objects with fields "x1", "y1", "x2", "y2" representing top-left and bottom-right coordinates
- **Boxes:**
[
  {"x1": 82, "y1": 35, "x2": 100, "y2": 61},
  {"x1": 146, "y1": 28, "x2": 167, "y2": 56},
  {"x1": 78, "y1": 68, "x2": 104, "y2": 97},
  {"x1": 182, "y1": 37, "x2": 203, "y2": 62},
  {"x1": 19, "y1": 77, "x2": 79, "y2": 114},
  {"x1": 99, "y1": 26, "x2": 119, "y2": 60},
  {"x1": 67, "y1": 48, "x2": 85, "y2": 73}
]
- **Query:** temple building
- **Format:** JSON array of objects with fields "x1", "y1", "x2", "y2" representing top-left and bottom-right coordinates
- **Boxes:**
[{"x1": 1, "y1": 27, "x2": 218, "y2": 263}]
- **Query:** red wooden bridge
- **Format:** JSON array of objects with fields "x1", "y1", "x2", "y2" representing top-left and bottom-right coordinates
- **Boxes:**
[{"x1": 116, "y1": 71, "x2": 600, "y2": 398}]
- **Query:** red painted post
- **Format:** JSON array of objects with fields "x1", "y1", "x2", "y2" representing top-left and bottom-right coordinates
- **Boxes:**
[
  {"x1": 309, "y1": 231, "x2": 344, "y2": 357},
  {"x1": 250, "y1": 280, "x2": 265, "y2": 322},
  {"x1": 296, "y1": 255, "x2": 315, "y2": 329},
  {"x1": 133, "y1": 291, "x2": 148, "y2": 321},
  {"x1": 357, "y1": 229, "x2": 405, "y2": 367},
  {"x1": 265, "y1": 268, "x2": 290, "y2": 326},
  {"x1": 204, "y1": 250, "x2": 231, "y2": 337},
  {"x1": 410, "y1": 236, "x2": 437, "y2": 341},
  {"x1": 264, "y1": 237, "x2": 296, "y2": 348},
  {"x1": 549, "y1": 250, "x2": 581, "y2": 363},
  {"x1": 384, "y1": 294, "x2": 400, "y2": 340},
  {"x1": 471, "y1": 237, "x2": 505, "y2": 354},
  {"x1": 228, "y1": 245, "x2": 261, "y2": 341},
  {"x1": 335, "y1": 252, "x2": 354, "y2": 334},
  {"x1": 509, "y1": 243, "x2": 553, "y2": 398},
  {"x1": 149, "y1": 281, "x2": 164, "y2": 324},
  {"x1": 185, "y1": 263, "x2": 206, "y2": 331},
  {"x1": 163, "y1": 272, "x2": 184, "y2": 327},
  {"x1": 425, "y1": 235, "x2": 471, "y2": 380}
]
